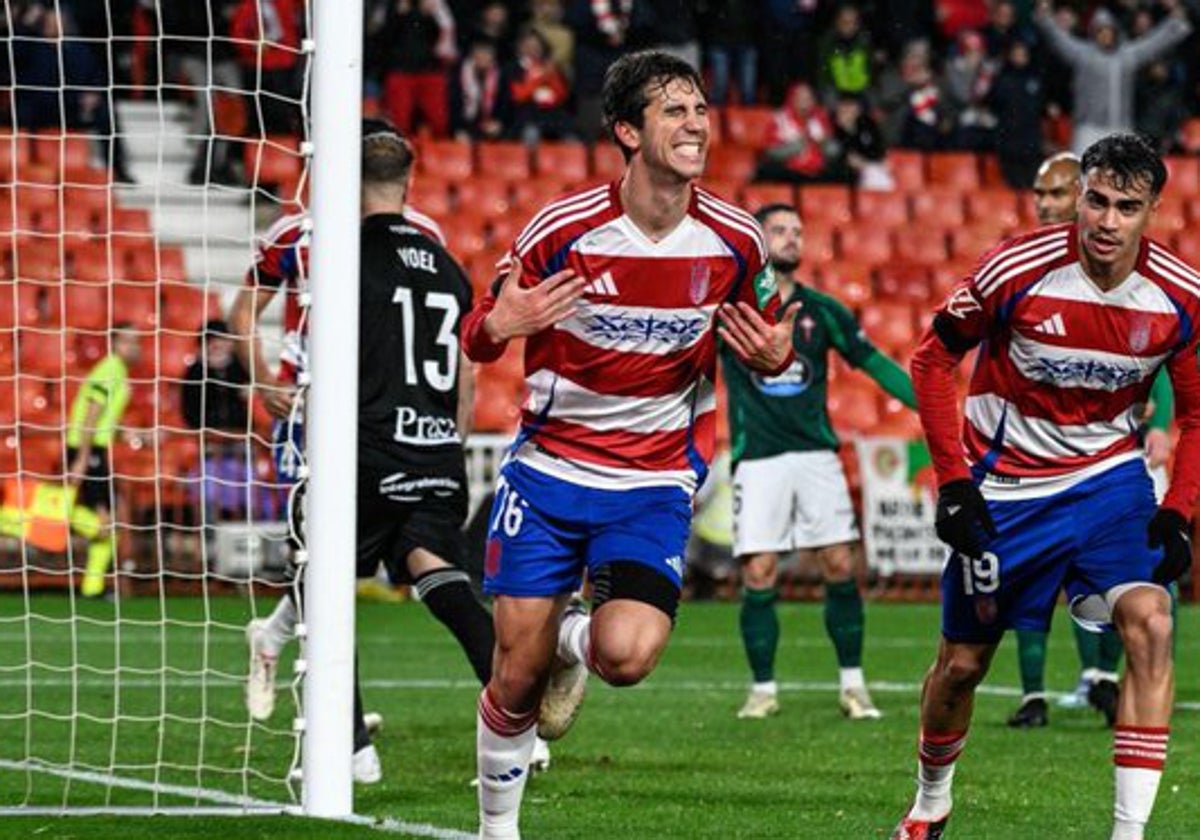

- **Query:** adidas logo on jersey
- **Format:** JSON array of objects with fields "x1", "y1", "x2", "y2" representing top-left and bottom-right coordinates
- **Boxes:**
[
  {"x1": 1033, "y1": 313, "x2": 1067, "y2": 336},
  {"x1": 583, "y1": 271, "x2": 618, "y2": 297}
]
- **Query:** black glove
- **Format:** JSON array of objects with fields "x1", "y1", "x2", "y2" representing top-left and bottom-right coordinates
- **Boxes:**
[
  {"x1": 935, "y1": 479, "x2": 997, "y2": 558},
  {"x1": 1147, "y1": 508, "x2": 1192, "y2": 585}
]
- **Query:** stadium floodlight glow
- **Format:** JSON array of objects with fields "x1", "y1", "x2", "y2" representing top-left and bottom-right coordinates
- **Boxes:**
[{"x1": 0, "y1": 0, "x2": 361, "y2": 820}]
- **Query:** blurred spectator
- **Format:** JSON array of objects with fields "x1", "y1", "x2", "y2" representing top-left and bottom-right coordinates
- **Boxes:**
[
  {"x1": 754, "y1": 82, "x2": 835, "y2": 184},
  {"x1": 12, "y1": 2, "x2": 135, "y2": 182},
  {"x1": 697, "y1": 0, "x2": 758, "y2": 105},
  {"x1": 508, "y1": 26, "x2": 576, "y2": 143},
  {"x1": 759, "y1": 0, "x2": 819, "y2": 105},
  {"x1": 469, "y1": 0, "x2": 515, "y2": 62},
  {"x1": 230, "y1": 0, "x2": 304, "y2": 136},
  {"x1": 935, "y1": 0, "x2": 990, "y2": 40},
  {"x1": 817, "y1": 4, "x2": 874, "y2": 103},
  {"x1": 182, "y1": 320, "x2": 253, "y2": 525},
  {"x1": 942, "y1": 29, "x2": 997, "y2": 150},
  {"x1": 981, "y1": 1, "x2": 1036, "y2": 57},
  {"x1": 377, "y1": 0, "x2": 457, "y2": 138},
  {"x1": 629, "y1": 0, "x2": 701, "y2": 70},
  {"x1": 530, "y1": 0, "x2": 575, "y2": 82},
  {"x1": 566, "y1": 0, "x2": 632, "y2": 141},
  {"x1": 1137, "y1": 59, "x2": 1191, "y2": 151},
  {"x1": 825, "y1": 93, "x2": 891, "y2": 188},
  {"x1": 161, "y1": 1, "x2": 242, "y2": 185},
  {"x1": 1033, "y1": 0, "x2": 1192, "y2": 154},
  {"x1": 987, "y1": 39, "x2": 1045, "y2": 189},
  {"x1": 182, "y1": 320, "x2": 251, "y2": 435},
  {"x1": 450, "y1": 37, "x2": 511, "y2": 141},
  {"x1": 876, "y1": 39, "x2": 949, "y2": 150}
]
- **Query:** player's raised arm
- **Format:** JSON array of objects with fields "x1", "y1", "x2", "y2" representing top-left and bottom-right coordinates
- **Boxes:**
[{"x1": 460, "y1": 258, "x2": 584, "y2": 362}]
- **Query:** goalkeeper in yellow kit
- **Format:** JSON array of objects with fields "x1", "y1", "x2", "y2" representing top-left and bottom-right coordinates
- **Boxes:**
[{"x1": 66, "y1": 324, "x2": 141, "y2": 597}]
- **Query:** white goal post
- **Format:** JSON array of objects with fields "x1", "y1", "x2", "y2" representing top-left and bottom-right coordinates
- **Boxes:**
[{"x1": 0, "y1": 0, "x2": 363, "y2": 819}]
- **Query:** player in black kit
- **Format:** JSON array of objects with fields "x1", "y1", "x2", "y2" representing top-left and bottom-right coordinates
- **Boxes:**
[{"x1": 244, "y1": 119, "x2": 518, "y2": 783}]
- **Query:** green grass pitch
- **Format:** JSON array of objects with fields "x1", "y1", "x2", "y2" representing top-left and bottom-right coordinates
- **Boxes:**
[{"x1": 0, "y1": 595, "x2": 1197, "y2": 838}]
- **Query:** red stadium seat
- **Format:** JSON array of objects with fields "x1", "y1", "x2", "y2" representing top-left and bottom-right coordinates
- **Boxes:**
[
  {"x1": 12, "y1": 240, "x2": 63, "y2": 284},
  {"x1": 1181, "y1": 118, "x2": 1200, "y2": 154},
  {"x1": 63, "y1": 283, "x2": 111, "y2": 331},
  {"x1": 705, "y1": 147, "x2": 756, "y2": 183},
  {"x1": 1164, "y1": 156, "x2": 1198, "y2": 194},
  {"x1": 0, "y1": 133, "x2": 32, "y2": 180},
  {"x1": 488, "y1": 215, "x2": 522, "y2": 250},
  {"x1": 112, "y1": 207, "x2": 152, "y2": 233},
  {"x1": 799, "y1": 185, "x2": 853, "y2": 226},
  {"x1": 909, "y1": 189, "x2": 966, "y2": 228},
  {"x1": 111, "y1": 283, "x2": 158, "y2": 329},
  {"x1": 455, "y1": 177, "x2": 513, "y2": 216},
  {"x1": 31, "y1": 132, "x2": 93, "y2": 176},
  {"x1": 1147, "y1": 195, "x2": 1188, "y2": 238},
  {"x1": 535, "y1": 143, "x2": 589, "y2": 184},
  {"x1": 979, "y1": 154, "x2": 1007, "y2": 189},
  {"x1": 874, "y1": 263, "x2": 932, "y2": 304},
  {"x1": 420, "y1": 139, "x2": 474, "y2": 181},
  {"x1": 927, "y1": 152, "x2": 981, "y2": 190},
  {"x1": 740, "y1": 183, "x2": 794, "y2": 214},
  {"x1": 510, "y1": 178, "x2": 574, "y2": 214},
  {"x1": 591, "y1": 142, "x2": 625, "y2": 181},
  {"x1": 836, "y1": 225, "x2": 893, "y2": 265},
  {"x1": 722, "y1": 106, "x2": 776, "y2": 151},
  {"x1": 964, "y1": 189, "x2": 1020, "y2": 230},
  {"x1": 814, "y1": 264, "x2": 873, "y2": 307},
  {"x1": 69, "y1": 238, "x2": 114, "y2": 283},
  {"x1": 244, "y1": 135, "x2": 304, "y2": 201},
  {"x1": 12, "y1": 282, "x2": 45, "y2": 327},
  {"x1": 442, "y1": 218, "x2": 489, "y2": 261},
  {"x1": 894, "y1": 228, "x2": 948, "y2": 264},
  {"x1": 887, "y1": 150, "x2": 925, "y2": 191},
  {"x1": 949, "y1": 227, "x2": 1006, "y2": 261},
  {"x1": 1171, "y1": 233, "x2": 1200, "y2": 266},
  {"x1": 698, "y1": 178, "x2": 742, "y2": 202},
  {"x1": 408, "y1": 176, "x2": 454, "y2": 218},
  {"x1": 828, "y1": 380, "x2": 881, "y2": 435},
  {"x1": 477, "y1": 142, "x2": 531, "y2": 181},
  {"x1": 855, "y1": 191, "x2": 910, "y2": 229},
  {"x1": 18, "y1": 331, "x2": 69, "y2": 379},
  {"x1": 860, "y1": 301, "x2": 916, "y2": 354},
  {"x1": 159, "y1": 334, "x2": 198, "y2": 379},
  {"x1": 801, "y1": 223, "x2": 837, "y2": 264}
]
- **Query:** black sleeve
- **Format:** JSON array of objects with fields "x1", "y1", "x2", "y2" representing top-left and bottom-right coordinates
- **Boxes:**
[{"x1": 181, "y1": 361, "x2": 204, "y2": 430}]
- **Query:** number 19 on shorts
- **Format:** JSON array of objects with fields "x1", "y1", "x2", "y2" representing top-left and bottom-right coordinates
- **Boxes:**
[{"x1": 961, "y1": 551, "x2": 1000, "y2": 596}]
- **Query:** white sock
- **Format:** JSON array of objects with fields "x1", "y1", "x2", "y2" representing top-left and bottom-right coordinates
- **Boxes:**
[
  {"x1": 1021, "y1": 691, "x2": 1047, "y2": 703},
  {"x1": 1081, "y1": 667, "x2": 1101, "y2": 685},
  {"x1": 752, "y1": 680, "x2": 778, "y2": 696},
  {"x1": 1096, "y1": 670, "x2": 1120, "y2": 684},
  {"x1": 477, "y1": 688, "x2": 537, "y2": 840},
  {"x1": 839, "y1": 667, "x2": 865, "y2": 692},
  {"x1": 910, "y1": 731, "x2": 966, "y2": 821},
  {"x1": 261, "y1": 597, "x2": 297, "y2": 655},
  {"x1": 558, "y1": 610, "x2": 590, "y2": 666},
  {"x1": 1113, "y1": 767, "x2": 1164, "y2": 839}
]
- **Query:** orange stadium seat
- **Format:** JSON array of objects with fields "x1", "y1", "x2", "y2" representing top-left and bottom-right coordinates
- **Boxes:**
[
  {"x1": 860, "y1": 301, "x2": 916, "y2": 354},
  {"x1": 408, "y1": 176, "x2": 454, "y2": 217},
  {"x1": 705, "y1": 147, "x2": 756, "y2": 182},
  {"x1": 722, "y1": 106, "x2": 775, "y2": 151},
  {"x1": 488, "y1": 215, "x2": 522, "y2": 250},
  {"x1": 909, "y1": 189, "x2": 966, "y2": 228},
  {"x1": 930, "y1": 261, "x2": 974, "y2": 300},
  {"x1": 477, "y1": 142, "x2": 531, "y2": 181},
  {"x1": 699, "y1": 178, "x2": 742, "y2": 202},
  {"x1": 927, "y1": 152, "x2": 981, "y2": 190},
  {"x1": 420, "y1": 139, "x2": 474, "y2": 181},
  {"x1": 159, "y1": 334, "x2": 198, "y2": 379},
  {"x1": 1164, "y1": 156, "x2": 1198, "y2": 193},
  {"x1": 1017, "y1": 191, "x2": 1040, "y2": 225},
  {"x1": 31, "y1": 132, "x2": 93, "y2": 176},
  {"x1": 111, "y1": 283, "x2": 158, "y2": 329},
  {"x1": 442, "y1": 218, "x2": 489, "y2": 261},
  {"x1": 18, "y1": 331, "x2": 68, "y2": 379},
  {"x1": 158, "y1": 247, "x2": 187, "y2": 284},
  {"x1": 1148, "y1": 195, "x2": 1187, "y2": 238},
  {"x1": 14, "y1": 431, "x2": 61, "y2": 476},
  {"x1": 473, "y1": 376, "x2": 521, "y2": 433},
  {"x1": 894, "y1": 228, "x2": 948, "y2": 264},
  {"x1": 887, "y1": 150, "x2": 925, "y2": 191},
  {"x1": 63, "y1": 283, "x2": 111, "y2": 331},
  {"x1": 12, "y1": 240, "x2": 63, "y2": 284},
  {"x1": 979, "y1": 154, "x2": 1007, "y2": 189},
  {"x1": 836, "y1": 225, "x2": 893, "y2": 264},
  {"x1": 828, "y1": 380, "x2": 881, "y2": 435},
  {"x1": 949, "y1": 227, "x2": 1005, "y2": 261},
  {"x1": 456, "y1": 177, "x2": 513, "y2": 216},
  {"x1": 799, "y1": 185, "x2": 853, "y2": 226},
  {"x1": 875, "y1": 263, "x2": 932, "y2": 304},
  {"x1": 535, "y1": 143, "x2": 589, "y2": 184},
  {"x1": 69, "y1": 238, "x2": 114, "y2": 283},
  {"x1": 591, "y1": 142, "x2": 625, "y2": 181},
  {"x1": 0, "y1": 133, "x2": 32, "y2": 180},
  {"x1": 814, "y1": 264, "x2": 873, "y2": 307},
  {"x1": 855, "y1": 191, "x2": 910, "y2": 228},
  {"x1": 510, "y1": 177, "x2": 573, "y2": 214},
  {"x1": 244, "y1": 135, "x2": 304, "y2": 200},
  {"x1": 741, "y1": 183, "x2": 794, "y2": 213},
  {"x1": 112, "y1": 207, "x2": 152, "y2": 233},
  {"x1": 801, "y1": 223, "x2": 837, "y2": 263},
  {"x1": 1171, "y1": 233, "x2": 1200, "y2": 266},
  {"x1": 964, "y1": 189, "x2": 1020, "y2": 229}
]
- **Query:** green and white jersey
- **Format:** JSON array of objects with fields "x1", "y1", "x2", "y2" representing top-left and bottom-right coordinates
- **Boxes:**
[
  {"x1": 66, "y1": 354, "x2": 130, "y2": 449},
  {"x1": 721, "y1": 284, "x2": 876, "y2": 462}
]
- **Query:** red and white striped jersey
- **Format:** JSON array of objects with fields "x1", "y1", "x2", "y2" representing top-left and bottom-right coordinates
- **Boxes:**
[
  {"x1": 246, "y1": 207, "x2": 445, "y2": 382},
  {"x1": 462, "y1": 181, "x2": 779, "y2": 493},
  {"x1": 916, "y1": 222, "x2": 1200, "y2": 511}
]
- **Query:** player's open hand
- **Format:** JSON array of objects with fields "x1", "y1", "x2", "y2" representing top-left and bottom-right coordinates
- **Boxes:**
[
  {"x1": 484, "y1": 262, "x2": 585, "y2": 342},
  {"x1": 717, "y1": 301, "x2": 800, "y2": 374},
  {"x1": 260, "y1": 380, "x2": 298, "y2": 420},
  {"x1": 1144, "y1": 428, "x2": 1172, "y2": 469}
]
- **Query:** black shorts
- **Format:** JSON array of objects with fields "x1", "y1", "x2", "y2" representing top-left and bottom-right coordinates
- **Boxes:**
[
  {"x1": 66, "y1": 446, "x2": 112, "y2": 511},
  {"x1": 355, "y1": 464, "x2": 468, "y2": 583}
]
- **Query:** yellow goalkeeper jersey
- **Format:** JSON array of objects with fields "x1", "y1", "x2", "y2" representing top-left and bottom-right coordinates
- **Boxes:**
[{"x1": 66, "y1": 354, "x2": 130, "y2": 449}]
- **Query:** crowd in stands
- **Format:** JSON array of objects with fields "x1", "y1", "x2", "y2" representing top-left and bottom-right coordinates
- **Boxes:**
[{"x1": 5, "y1": 1, "x2": 1199, "y2": 191}]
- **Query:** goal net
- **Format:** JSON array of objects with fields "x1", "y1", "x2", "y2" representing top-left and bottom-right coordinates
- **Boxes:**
[{"x1": 0, "y1": 0, "x2": 322, "y2": 814}]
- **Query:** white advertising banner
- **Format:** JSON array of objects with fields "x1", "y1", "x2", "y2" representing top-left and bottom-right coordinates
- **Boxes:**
[{"x1": 854, "y1": 437, "x2": 947, "y2": 577}]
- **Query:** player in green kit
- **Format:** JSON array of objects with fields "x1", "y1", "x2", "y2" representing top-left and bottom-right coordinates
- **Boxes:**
[
  {"x1": 721, "y1": 203, "x2": 917, "y2": 720},
  {"x1": 67, "y1": 324, "x2": 140, "y2": 597}
]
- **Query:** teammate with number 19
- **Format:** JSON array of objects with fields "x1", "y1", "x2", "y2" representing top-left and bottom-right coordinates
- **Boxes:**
[
  {"x1": 893, "y1": 133, "x2": 1200, "y2": 840},
  {"x1": 461, "y1": 50, "x2": 797, "y2": 839}
]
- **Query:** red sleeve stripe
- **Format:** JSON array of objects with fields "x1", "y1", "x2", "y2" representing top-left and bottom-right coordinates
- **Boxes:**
[
  {"x1": 976, "y1": 235, "x2": 1070, "y2": 298},
  {"x1": 1147, "y1": 245, "x2": 1200, "y2": 300},
  {"x1": 514, "y1": 185, "x2": 610, "y2": 254},
  {"x1": 694, "y1": 193, "x2": 766, "y2": 263},
  {"x1": 403, "y1": 206, "x2": 447, "y2": 245},
  {"x1": 258, "y1": 212, "x2": 308, "y2": 246}
]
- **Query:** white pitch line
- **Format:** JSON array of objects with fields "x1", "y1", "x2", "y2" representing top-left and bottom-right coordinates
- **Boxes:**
[{"x1": 0, "y1": 759, "x2": 474, "y2": 839}]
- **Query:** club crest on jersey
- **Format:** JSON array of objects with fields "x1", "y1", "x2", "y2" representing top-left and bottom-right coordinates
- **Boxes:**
[
  {"x1": 753, "y1": 265, "x2": 778, "y2": 308},
  {"x1": 1129, "y1": 320, "x2": 1151, "y2": 354},
  {"x1": 946, "y1": 286, "x2": 982, "y2": 319},
  {"x1": 690, "y1": 263, "x2": 711, "y2": 305}
]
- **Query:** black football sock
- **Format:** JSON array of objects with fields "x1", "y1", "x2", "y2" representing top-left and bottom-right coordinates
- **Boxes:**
[{"x1": 414, "y1": 568, "x2": 495, "y2": 685}]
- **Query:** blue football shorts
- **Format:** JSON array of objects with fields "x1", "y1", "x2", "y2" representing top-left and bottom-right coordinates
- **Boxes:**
[
  {"x1": 271, "y1": 418, "x2": 306, "y2": 485},
  {"x1": 482, "y1": 460, "x2": 692, "y2": 597},
  {"x1": 941, "y1": 459, "x2": 1162, "y2": 644}
]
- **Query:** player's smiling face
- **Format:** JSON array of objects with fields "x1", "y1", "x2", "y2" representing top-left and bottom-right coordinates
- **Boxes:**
[
  {"x1": 1076, "y1": 168, "x2": 1158, "y2": 275},
  {"x1": 631, "y1": 77, "x2": 709, "y2": 181}
]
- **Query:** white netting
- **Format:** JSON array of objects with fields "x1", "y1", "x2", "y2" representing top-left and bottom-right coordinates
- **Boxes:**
[{"x1": 0, "y1": 0, "x2": 315, "y2": 813}]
